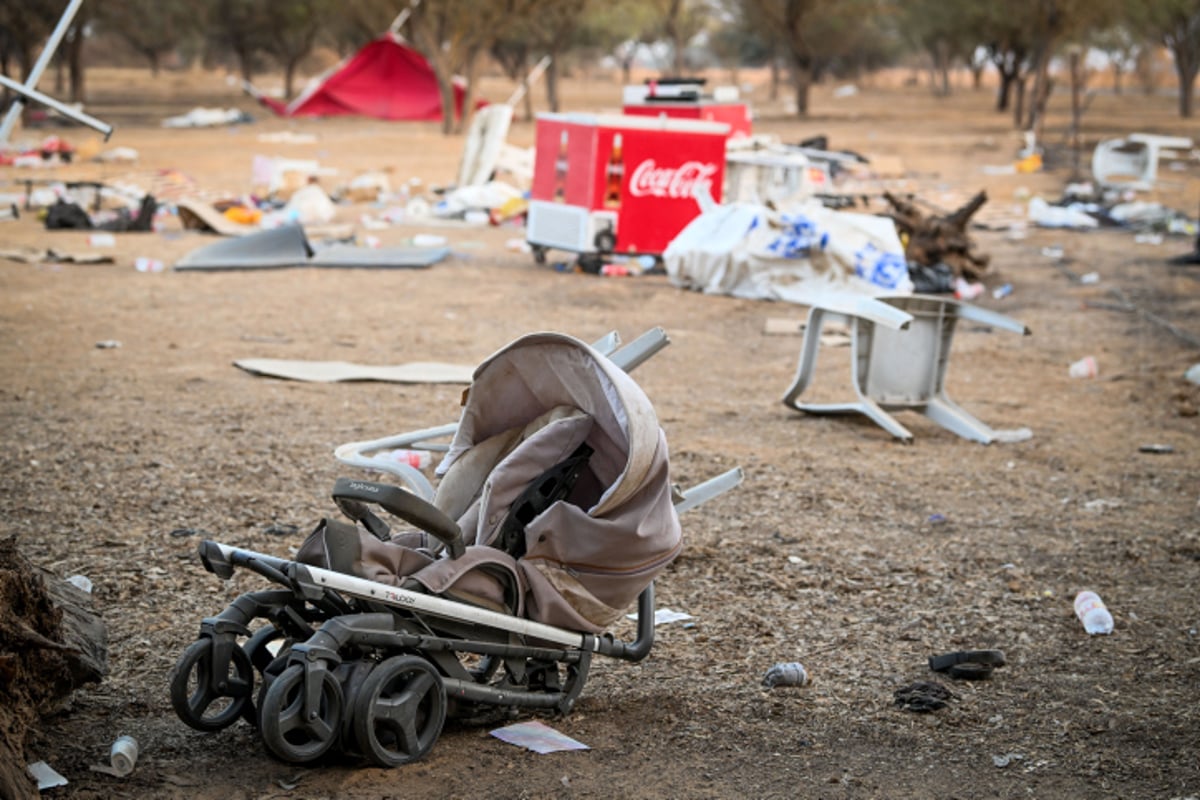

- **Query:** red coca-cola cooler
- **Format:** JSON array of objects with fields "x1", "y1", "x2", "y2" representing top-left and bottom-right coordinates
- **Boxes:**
[{"x1": 526, "y1": 112, "x2": 729, "y2": 267}]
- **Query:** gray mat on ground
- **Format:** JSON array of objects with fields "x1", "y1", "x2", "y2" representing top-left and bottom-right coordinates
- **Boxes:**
[
  {"x1": 235, "y1": 358, "x2": 474, "y2": 383},
  {"x1": 175, "y1": 224, "x2": 449, "y2": 270}
]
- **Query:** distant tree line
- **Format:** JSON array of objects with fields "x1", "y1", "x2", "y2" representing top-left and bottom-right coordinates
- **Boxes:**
[{"x1": 1, "y1": 0, "x2": 1197, "y2": 132}]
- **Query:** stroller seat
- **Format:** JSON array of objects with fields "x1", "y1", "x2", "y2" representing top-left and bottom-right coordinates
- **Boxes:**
[{"x1": 169, "y1": 328, "x2": 740, "y2": 769}]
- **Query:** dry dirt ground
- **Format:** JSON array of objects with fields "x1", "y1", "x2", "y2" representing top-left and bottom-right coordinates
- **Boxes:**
[{"x1": 2, "y1": 68, "x2": 1200, "y2": 800}]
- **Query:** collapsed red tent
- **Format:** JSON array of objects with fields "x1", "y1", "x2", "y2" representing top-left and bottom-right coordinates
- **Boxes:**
[{"x1": 249, "y1": 33, "x2": 465, "y2": 121}]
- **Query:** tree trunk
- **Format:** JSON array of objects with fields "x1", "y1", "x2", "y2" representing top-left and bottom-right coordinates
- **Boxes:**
[
  {"x1": 67, "y1": 24, "x2": 85, "y2": 103},
  {"x1": 1024, "y1": 44, "x2": 1048, "y2": 131},
  {"x1": 237, "y1": 49, "x2": 254, "y2": 84},
  {"x1": 456, "y1": 46, "x2": 485, "y2": 135},
  {"x1": 284, "y1": 60, "x2": 296, "y2": 99},
  {"x1": 0, "y1": 537, "x2": 107, "y2": 800},
  {"x1": 1013, "y1": 76, "x2": 1026, "y2": 128},
  {"x1": 1069, "y1": 50, "x2": 1083, "y2": 180},
  {"x1": 790, "y1": 55, "x2": 811, "y2": 115},
  {"x1": 522, "y1": 81, "x2": 534, "y2": 121},
  {"x1": 769, "y1": 57, "x2": 780, "y2": 101},
  {"x1": 996, "y1": 69, "x2": 1014, "y2": 111},
  {"x1": 1171, "y1": 48, "x2": 1197, "y2": 118},
  {"x1": 545, "y1": 60, "x2": 561, "y2": 113}
]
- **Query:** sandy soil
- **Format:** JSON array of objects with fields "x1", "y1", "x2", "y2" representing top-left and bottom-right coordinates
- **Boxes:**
[{"x1": 2, "y1": 68, "x2": 1199, "y2": 799}]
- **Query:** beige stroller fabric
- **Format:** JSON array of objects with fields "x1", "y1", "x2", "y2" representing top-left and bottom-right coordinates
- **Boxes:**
[{"x1": 301, "y1": 332, "x2": 682, "y2": 633}]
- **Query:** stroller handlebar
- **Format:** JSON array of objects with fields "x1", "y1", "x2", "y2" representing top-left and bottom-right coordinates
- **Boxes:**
[{"x1": 332, "y1": 477, "x2": 466, "y2": 559}]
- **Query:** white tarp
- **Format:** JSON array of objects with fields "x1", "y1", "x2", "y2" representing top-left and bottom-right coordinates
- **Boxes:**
[{"x1": 662, "y1": 200, "x2": 913, "y2": 303}]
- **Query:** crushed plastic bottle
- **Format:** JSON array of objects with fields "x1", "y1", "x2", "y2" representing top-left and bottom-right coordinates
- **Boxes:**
[
  {"x1": 762, "y1": 661, "x2": 809, "y2": 688},
  {"x1": 1074, "y1": 590, "x2": 1114, "y2": 635}
]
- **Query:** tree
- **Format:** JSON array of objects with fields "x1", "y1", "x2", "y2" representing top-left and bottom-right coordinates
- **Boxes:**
[
  {"x1": 261, "y1": 0, "x2": 330, "y2": 99},
  {"x1": 654, "y1": 0, "x2": 713, "y2": 75},
  {"x1": 206, "y1": 0, "x2": 272, "y2": 85},
  {"x1": 1090, "y1": 25, "x2": 1142, "y2": 93},
  {"x1": 408, "y1": 0, "x2": 539, "y2": 133},
  {"x1": 97, "y1": 0, "x2": 195, "y2": 77},
  {"x1": 586, "y1": 1, "x2": 662, "y2": 85},
  {"x1": 738, "y1": 0, "x2": 884, "y2": 116},
  {"x1": 0, "y1": 0, "x2": 64, "y2": 119},
  {"x1": 1133, "y1": 0, "x2": 1200, "y2": 117}
]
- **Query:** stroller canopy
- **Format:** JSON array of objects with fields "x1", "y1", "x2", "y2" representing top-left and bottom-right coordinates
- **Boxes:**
[
  {"x1": 435, "y1": 332, "x2": 682, "y2": 631},
  {"x1": 440, "y1": 332, "x2": 662, "y2": 518}
]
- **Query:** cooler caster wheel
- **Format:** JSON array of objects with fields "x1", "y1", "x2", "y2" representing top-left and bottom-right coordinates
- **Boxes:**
[
  {"x1": 594, "y1": 230, "x2": 616, "y2": 253},
  {"x1": 258, "y1": 663, "x2": 344, "y2": 763},
  {"x1": 353, "y1": 655, "x2": 446, "y2": 767},
  {"x1": 169, "y1": 638, "x2": 254, "y2": 732},
  {"x1": 531, "y1": 245, "x2": 547, "y2": 265}
]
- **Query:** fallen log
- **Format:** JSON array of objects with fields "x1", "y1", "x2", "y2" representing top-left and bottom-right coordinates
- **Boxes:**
[
  {"x1": 0, "y1": 536, "x2": 107, "y2": 800},
  {"x1": 884, "y1": 190, "x2": 991, "y2": 282}
]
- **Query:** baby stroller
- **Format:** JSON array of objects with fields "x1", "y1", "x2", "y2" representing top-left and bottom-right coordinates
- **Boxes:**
[{"x1": 169, "y1": 328, "x2": 741, "y2": 767}]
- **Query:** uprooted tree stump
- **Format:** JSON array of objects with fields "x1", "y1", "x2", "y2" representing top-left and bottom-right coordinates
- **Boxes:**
[
  {"x1": 0, "y1": 536, "x2": 107, "y2": 800},
  {"x1": 884, "y1": 190, "x2": 991, "y2": 282}
]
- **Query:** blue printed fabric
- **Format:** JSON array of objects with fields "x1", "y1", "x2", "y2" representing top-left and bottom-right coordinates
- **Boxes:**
[
  {"x1": 763, "y1": 213, "x2": 829, "y2": 259},
  {"x1": 854, "y1": 243, "x2": 908, "y2": 290}
]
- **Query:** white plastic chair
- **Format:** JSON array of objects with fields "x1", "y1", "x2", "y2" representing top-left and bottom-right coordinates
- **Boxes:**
[
  {"x1": 782, "y1": 294, "x2": 1031, "y2": 443},
  {"x1": 1092, "y1": 134, "x2": 1193, "y2": 191}
]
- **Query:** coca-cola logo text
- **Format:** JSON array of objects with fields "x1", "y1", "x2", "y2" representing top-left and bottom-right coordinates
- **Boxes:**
[{"x1": 628, "y1": 160, "x2": 717, "y2": 200}]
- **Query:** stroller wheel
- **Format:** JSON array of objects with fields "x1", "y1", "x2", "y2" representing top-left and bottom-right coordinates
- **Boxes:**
[
  {"x1": 352, "y1": 655, "x2": 446, "y2": 767},
  {"x1": 243, "y1": 624, "x2": 283, "y2": 674},
  {"x1": 258, "y1": 663, "x2": 344, "y2": 763},
  {"x1": 169, "y1": 638, "x2": 254, "y2": 732}
]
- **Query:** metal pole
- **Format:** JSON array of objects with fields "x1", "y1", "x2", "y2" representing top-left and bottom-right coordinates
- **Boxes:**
[
  {"x1": 505, "y1": 55, "x2": 552, "y2": 108},
  {"x1": 0, "y1": 0, "x2": 87, "y2": 143},
  {"x1": 0, "y1": 74, "x2": 112, "y2": 139}
]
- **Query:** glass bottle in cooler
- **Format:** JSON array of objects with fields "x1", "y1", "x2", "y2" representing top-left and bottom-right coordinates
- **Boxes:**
[
  {"x1": 553, "y1": 130, "x2": 569, "y2": 202},
  {"x1": 603, "y1": 132, "x2": 624, "y2": 209}
]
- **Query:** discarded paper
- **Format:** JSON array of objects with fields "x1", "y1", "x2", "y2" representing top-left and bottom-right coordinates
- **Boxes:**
[{"x1": 490, "y1": 720, "x2": 589, "y2": 754}]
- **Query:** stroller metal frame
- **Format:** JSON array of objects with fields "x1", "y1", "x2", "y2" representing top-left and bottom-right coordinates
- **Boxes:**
[{"x1": 170, "y1": 328, "x2": 741, "y2": 767}]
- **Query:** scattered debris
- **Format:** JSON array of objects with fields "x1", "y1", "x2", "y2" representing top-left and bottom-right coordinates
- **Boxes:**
[
  {"x1": 991, "y1": 427, "x2": 1034, "y2": 444},
  {"x1": 928, "y1": 650, "x2": 1006, "y2": 681},
  {"x1": 1138, "y1": 443, "x2": 1175, "y2": 454},
  {"x1": 26, "y1": 761, "x2": 68, "y2": 790},
  {"x1": 162, "y1": 107, "x2": 252, "y2": 129},
  {"x1": 90, "y1": 735, "x2": 138, "y2": 777},
  {"x1": 1068, "y1": 356, "x2": 1098, "y2": 379},
  {"x1": 893, "y1": 680, "x2": 955, "y2": 712},
  {"x1": 490, "y1": 721, "x2": 589, "y2": 754},
  {"x1": 0, "y1": 247, "x2": 114, "y2": 265},
  {"x1": 1074, "y1": 591, "x2": 1114, "y2": 635},
  {"x1": 65, "y1": 575, "x2": 93, "y2": 593},
  {"x1": 762, "y1": 662, "x2": 809, "y2": 689},
  {"x1": 624, "y1": 608, "x2": 693, "y2": 626}
]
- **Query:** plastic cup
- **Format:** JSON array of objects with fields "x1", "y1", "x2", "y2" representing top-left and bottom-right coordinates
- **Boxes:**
[
  {"x1": 109, "y1": 735, "x2": 139, "y2": 776},
  {"x1": 1068, "y1": 356, "x2": 1097, "y2": 379}
]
